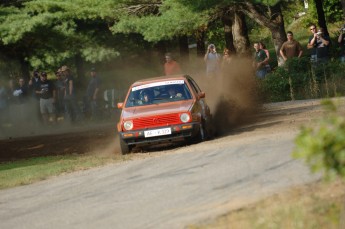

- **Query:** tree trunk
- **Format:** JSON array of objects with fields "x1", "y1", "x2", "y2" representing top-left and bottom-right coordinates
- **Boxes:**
[
  {"x1": 19, "y1": 57, "x2": 30, "y2": 81},
  {"x1": 196, "y1": 29, "x2": 206, "y2": 57},
  {"x1": 75, "y1": 54, "x2": 85, "y2": 80},
  {"x1": 314, "y1": 0, "x2": 329, "y2": 36},
  {"x1": 222, "y1": 15, "x2": 236, "y2": 53},
  {"x1": 342, "y1": 0, "x2": 345, "y2": 20},
  {"x1": 240, "y1": 2, "x2": 286, "y2": 66},
  {"x1": 232, "y1": 11, "x2": 250, "y2": 56},
  {"x1": 179, "y1": 35, "x2": 189, "y2": 64}
]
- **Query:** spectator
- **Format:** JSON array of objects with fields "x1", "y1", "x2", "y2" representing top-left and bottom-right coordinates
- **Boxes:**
[
  {"x1": 309, "y1": 27, "x2": 330, "y2": 63},
  {"x1": 204, "y1": 44, "x2": 221, "y2": 77},
  {"x1": 12, "y1": 77, "x2": 29, "y2": 104},
  {"x1": 84, "y1": 67, "x2": 101, "y2": 120},
  {"x1": 253, "y1": 42, "x2": 268, "y2": 79},
  {"x1": 307, "y1": 24, "x2": 318, "y2": 62},
  {"x1": 28, "y1": 69, "x2": 42, "y2": 124},
  {"x1": 60, "y1": 65, "x2": 82, "y2": 123},
  {"x1": 259, "y1": 42, "x2": 271, "y2": 72},
  {"x1": 35, "y1": 72, "x2": 56, "y2": 125},
  {"x1": 338, "y1": 24, "x2": 345, "y2": 62},
  {"x1": 0, "y1": 80, "x2": 9, "y2": 125},
  {"x1": 11, "y1": 77, "x2": 30, "y2": 125},
  {"x1": 54, "y1": 68, "x2": 65, "y2": 121},
  {"x1": 164, "y1": 53, "x2": 181, "y2": 75},
  {"x1": 28, "y1": 69, "x2": 41, "y2": 100},
  {"x1": 221, "y1": 48, "x2": 233, "y2": 69},
  {"x1": 280, "y1": 31, "x2": 303, "y2": 62}
]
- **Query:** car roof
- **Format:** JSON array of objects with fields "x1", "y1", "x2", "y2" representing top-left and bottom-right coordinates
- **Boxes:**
[{"x1": 131, "y1": 74, "x2": 190, "y2": 87}]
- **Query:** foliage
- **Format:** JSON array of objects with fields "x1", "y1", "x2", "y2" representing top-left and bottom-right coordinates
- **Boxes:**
[
  {"x1": 111, "y1": 0, "x2": 209, "y2": 42},
  {"x1": 293, "y1": 99, "x2": 345, "y2": 180},
  {"x1": 0, "y1": 0, "x2": 120, "y2": 69},
  {"x1": 261, "y1": 58, "x2": 345, "y2": 102},
  {"x1": 300, "y1": 0, "x2": 343, "y2": 26}
]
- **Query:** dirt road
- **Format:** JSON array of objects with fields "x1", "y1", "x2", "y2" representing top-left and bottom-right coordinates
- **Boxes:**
[{"x1": 0, "y1": 99, "x2": 334, "y2": 229}]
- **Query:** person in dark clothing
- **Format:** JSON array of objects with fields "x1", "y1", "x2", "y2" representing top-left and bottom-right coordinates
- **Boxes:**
[
  {"x1": 12, "y1": 77, "x2": 29, "y2": 104},
  {"x1": 84, "y1": 67, "x2": 101, "y2": 120},
  {"x1": 35, "y1": 72, "x2": 56, "y2": 125},
  {"x1": 60, "y1": 65, "x2": 82, "y2": 123},
  {"x1": 338, "y1": 24, "x2": 345, "y2": 62},
  {"x1": 308, "y1": 26, "x2": 330, "y2": 63},
  {"x1": 54, "y1": 69, "x2": 65, "y2": 121}
]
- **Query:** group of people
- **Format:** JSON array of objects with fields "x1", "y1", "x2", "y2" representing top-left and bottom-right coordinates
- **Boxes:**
[
  {"x1": 254, "y1": 24, "x2": 345, "y2": 79},
  {"x1": 0, "y1": 66, "x2": 101, "y2": 127},
  {"x1": 201, "y1": 23, "x2": 345, "y2": 79}
]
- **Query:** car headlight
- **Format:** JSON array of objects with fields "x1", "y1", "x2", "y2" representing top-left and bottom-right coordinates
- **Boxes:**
[
  {"x1": 123, "y1": 121, "x2": 133, "y2": 130},
  {"x1": 180, "y1": 113, "x2": 190, "y2": 123}
]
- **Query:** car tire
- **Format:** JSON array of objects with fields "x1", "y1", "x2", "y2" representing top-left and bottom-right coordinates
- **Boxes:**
[
  {"x1": 189, "y1": 122, "x2": 206, "y2": 144},
  {"x1": 119, "y1": 136, "x2": 132, "y2": 155}
]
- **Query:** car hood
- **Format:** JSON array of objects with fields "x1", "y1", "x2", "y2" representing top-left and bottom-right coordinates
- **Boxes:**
[{"x1": 121, "y1": 100, "x2": 194, "y2": 120}]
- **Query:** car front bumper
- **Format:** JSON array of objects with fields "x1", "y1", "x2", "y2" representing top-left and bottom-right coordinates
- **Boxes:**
[{"x1": 119, "y1": 122, "x2": 201, "y2": 146}]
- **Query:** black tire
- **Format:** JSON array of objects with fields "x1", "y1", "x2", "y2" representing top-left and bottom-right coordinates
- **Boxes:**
[
  {"x1": 188, "y1": 123, "x2": 206, "y2": 144},
  {"x1": 119, "y1": 136, "x2": 132, "y2": 155}
]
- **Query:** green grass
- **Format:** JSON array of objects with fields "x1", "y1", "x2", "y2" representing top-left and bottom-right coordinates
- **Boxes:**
[{"x1": 0, "y1": 155, "x2": 127, "y2": 189}]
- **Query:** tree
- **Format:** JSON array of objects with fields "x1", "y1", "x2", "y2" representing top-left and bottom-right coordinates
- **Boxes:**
[
  {"x1": 0, "y1": 0, "x2": 120, "y2": 77},
  {"x1": 314, "y1": 0, "x2": 329, "y2": 36},
  {"x1": 238, "y1": 1, "x2": 286, "y2": 65},
  {"x1": 342, "y1": 0, "x2": 345, "y2": 20}
]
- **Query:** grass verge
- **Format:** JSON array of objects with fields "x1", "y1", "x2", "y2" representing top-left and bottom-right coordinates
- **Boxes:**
[
  {"x1": 188, "y1": 179, "x2": 345, "y2": 229},
  {"x1": 0, "y1": 154, "x2": 130, "y2": 190}
]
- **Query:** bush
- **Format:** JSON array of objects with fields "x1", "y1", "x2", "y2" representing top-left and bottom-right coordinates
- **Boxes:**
[
  {"x1": 261, "y1": 59, "x2": 345, "y2": 102},
  {"x1": 293, "y1": 99, "x2": 345, "y2": 180}
]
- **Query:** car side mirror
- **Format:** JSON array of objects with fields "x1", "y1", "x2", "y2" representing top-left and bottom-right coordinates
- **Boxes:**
[
  {"x1": 117, "y1": 103, "x2": 123, "y2": 109},
  {"x1": 198, "y1": 92, "x2": 205, "y2": 99}
]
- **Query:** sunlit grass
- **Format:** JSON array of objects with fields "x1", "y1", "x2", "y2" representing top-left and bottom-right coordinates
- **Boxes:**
[
  {"x1": 187, "y1": 180, "x2": 345, "y2": 229},
  {"x1": 0, "y1": 155, "x2": 129, "y2": 189}
]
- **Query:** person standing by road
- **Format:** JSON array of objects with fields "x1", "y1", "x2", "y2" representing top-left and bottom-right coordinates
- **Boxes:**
[
  {"x1": 280, "y1": 31, "x2": 303, "y2": 62},
  {"x1": 54, "y1": 68, "x2": 65, "y2": 121},
  {"x1": 204, "y1": 44, "x2": 221, "y2": 77},
  {"x1": 309, "y1": 27, "x2": 330, "y2": 63},
  {"x1": 35, "y1": 72, "x2": 56, "y2": 125},
  {"x1": 307, "y1": 24, "x2": 318, "y2": 62},
  {"x1": 164, "y1": 53, "x2": 181, "y2": 76},
  {"x1": 60, "y1": 65, "x2": 82, "y2": 123},
  {"x1": 12, "y1": 77, "x2": 29, "y2": 104},
  {"x1": 252, "y1": 42, "x2": 268, "y2": 79},
  {"x1": 338, "y1": 24, "x2": 345, "y2": 62},
  {"x1": 85, "y1": 67, "x2": 101, "y2": 120}
]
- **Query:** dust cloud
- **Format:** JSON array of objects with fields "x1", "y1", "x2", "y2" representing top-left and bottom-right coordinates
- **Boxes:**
[{"x1": 189, "y1": 57, "x2": 262, "y2": 136}]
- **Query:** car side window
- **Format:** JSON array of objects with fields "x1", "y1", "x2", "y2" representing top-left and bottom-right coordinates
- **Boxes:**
[{"x1": 187, "y1": 79, "x2": 199, "y2": 95}]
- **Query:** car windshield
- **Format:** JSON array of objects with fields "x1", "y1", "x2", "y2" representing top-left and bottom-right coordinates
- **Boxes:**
[{"x1": 125, "y1": 80, "x2": 192, "y2": 107}]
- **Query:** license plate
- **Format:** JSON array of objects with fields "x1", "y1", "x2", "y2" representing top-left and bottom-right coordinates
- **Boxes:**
[{"x1": 144, "y1": 128, "x2": 171, "y2": 138}]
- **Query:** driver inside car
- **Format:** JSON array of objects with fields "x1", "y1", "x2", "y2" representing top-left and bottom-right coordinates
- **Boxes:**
[
  {"x1": 139, "y1": 90, "x2": 154, "y2": 104},
  {"x1": 168, "y1": 87, "x2": 182, "y2": 99}
]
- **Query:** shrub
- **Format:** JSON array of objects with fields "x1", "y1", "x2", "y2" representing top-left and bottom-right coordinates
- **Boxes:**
[
  {"x1": 293, "y1": 99, "x2": 345, "y2": 180},
  {"x1": 261, "y1": 59, "x2": 345, "y2": 102}
]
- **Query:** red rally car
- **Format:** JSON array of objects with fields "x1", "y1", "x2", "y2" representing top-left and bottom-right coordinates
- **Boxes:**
[{"x1": 117, "y1": 75, "x2": 213, "y2": 154}]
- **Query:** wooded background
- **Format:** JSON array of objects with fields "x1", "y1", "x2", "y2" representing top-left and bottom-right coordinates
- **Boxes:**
[{"x1": 0, "y1": 0, "x2": 344, "y2": 82}]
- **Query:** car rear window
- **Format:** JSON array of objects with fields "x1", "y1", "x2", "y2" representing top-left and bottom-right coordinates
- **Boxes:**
[{"x1": 125, "y1": 80, "x2": 192, "y2": 107}]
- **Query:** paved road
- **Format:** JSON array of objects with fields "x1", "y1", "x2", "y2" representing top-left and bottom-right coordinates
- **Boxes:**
[{"x1": 0, "y1": 101, "x2": 321, "y2": 229}]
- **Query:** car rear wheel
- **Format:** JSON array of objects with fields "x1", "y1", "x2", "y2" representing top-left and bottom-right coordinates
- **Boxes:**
[{"x1": 119, "y1": 136, "x2": 133, "y2": 155}]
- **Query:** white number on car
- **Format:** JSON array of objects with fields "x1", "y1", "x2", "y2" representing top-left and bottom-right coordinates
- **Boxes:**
[{"x1": 144, "y1": 128, "x2": 172, "y2": 138}]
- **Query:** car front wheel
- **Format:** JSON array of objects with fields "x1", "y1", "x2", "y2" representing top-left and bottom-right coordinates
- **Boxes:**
[{"x1": 119, "y1": 135, "x2": 132, "y2": 155}]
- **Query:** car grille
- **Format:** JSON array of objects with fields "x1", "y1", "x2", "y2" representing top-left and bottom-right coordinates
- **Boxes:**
[{"x1": 133, "y1": 113, "x2": 181, "y2": 130}]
